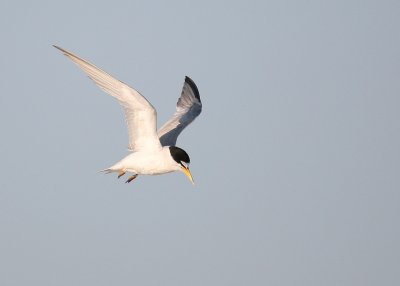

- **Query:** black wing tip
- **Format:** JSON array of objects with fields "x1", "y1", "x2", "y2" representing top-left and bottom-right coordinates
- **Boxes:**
[
  {"x1": 53, "y1": 45, "x2": 69, "y2": 55},
  {"x1": 185, "y1": 76, "x2": 201, "y2": 101},
  {"x1": 53, "y1": 45, "x2": 63, "y2": 51}
]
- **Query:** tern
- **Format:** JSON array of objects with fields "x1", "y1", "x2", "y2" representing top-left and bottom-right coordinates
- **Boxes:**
[{"x1": 54, "y1": 45, "x2": 202, "y2": 184}]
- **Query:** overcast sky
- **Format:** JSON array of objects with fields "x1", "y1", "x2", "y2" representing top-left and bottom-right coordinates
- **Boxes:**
[{"x1": 1, "y1": 1, "x2": 399, "y2": 285}]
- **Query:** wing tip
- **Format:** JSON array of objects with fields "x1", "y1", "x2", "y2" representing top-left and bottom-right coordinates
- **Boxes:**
[
  {"x1": 53, "y1": 45, "x2": 72, "y2": 57},
  {"x1": 185, "y1": 76, "x2": 201, "y2": 101},
  {"x1": 53, "y1": 44, "x2": 64, "y2": 52}
]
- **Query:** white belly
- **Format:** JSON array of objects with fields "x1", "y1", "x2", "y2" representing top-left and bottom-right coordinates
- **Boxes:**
[{"x1": 111, "y1": 147, "x2": 179, "y2": 175}]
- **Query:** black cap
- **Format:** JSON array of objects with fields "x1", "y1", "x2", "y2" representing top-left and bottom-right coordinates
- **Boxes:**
[{"x1": 169, "y1": 146, "x2": 190, "y2": 165}]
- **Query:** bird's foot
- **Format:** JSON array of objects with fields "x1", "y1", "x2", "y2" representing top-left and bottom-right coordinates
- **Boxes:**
[
  {"x1": 118, "y1": 171, "x2": 126, "y2": 179},
  {"x1": 125, "y1": 174, "x2": 138, "y2": 183}
]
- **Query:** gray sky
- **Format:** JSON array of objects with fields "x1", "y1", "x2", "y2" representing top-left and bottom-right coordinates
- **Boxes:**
[{"x1": 1, "y1": 0, "x2": 399, "y2": 285}]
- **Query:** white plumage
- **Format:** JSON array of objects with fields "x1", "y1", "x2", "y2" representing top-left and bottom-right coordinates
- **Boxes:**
[{"x1": 54, "y1": 45, "x2": 202, "y2": 184}]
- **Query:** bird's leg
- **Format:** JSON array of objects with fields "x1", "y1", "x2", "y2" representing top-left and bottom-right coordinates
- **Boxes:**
[
  {"x1": 125, "y1": 174, "x2": 138, "y2": 183},
  {"x1": 118, "y1": 171, "x2": 126, "y2": 179}
]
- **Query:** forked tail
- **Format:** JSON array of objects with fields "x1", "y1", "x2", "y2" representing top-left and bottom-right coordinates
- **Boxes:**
[
  {"x1": 99, "y1": 163, "x2": 122, "y2": 174},
  {"x1": 100, "y1": 168, "x2": 112, "y2": 174}
]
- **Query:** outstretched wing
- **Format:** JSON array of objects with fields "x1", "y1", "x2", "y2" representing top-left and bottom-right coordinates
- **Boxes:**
[
  {"x1": 158, "y1": 76, "x2": 202, "y2": 146},
  {"x1": 54, "y1": 45, "x2": 161, "y2": 152}
]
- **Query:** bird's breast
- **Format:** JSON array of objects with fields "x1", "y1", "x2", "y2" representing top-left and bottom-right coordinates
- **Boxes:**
[{"x1": 119, "y1": 148, "x2": 177, "y2": 175}]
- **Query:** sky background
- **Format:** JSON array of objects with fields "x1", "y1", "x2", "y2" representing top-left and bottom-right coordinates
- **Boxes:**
[{"x1": 1, "y1": 0, "x2": 399, "y2": 285}]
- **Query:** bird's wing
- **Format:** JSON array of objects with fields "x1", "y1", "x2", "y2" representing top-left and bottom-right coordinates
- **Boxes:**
[
  {"x1": 157, "y1": 76, "x2": 202, "y2": 146},
  {"x1": 54, "y1": 45, "x2": 161, "y2": 152}
]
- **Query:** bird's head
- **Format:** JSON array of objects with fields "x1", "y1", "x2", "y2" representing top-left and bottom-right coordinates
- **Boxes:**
[{"x1": 169, "y1": 146, "x2": 194, "y2": 184}]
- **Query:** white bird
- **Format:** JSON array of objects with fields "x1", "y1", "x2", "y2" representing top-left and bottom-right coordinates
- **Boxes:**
[{"x1": 54, "y1": 45, "x2": 202, "y2": 184}]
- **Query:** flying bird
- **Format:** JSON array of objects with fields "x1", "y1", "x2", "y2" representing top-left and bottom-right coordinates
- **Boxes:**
[{"x1": 54, "y1": 45, "x2": 202, "y2": 184}]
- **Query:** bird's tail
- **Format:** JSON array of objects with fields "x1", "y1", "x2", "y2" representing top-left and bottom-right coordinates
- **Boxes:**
[
  {"x1": 99, "y1": 168, "x2": 112, "y2": 174},
  {"x1": 99, "y1": 163, "x2": 123, "y2": 174}
]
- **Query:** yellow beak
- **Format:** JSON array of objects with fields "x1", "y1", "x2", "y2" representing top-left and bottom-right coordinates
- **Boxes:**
[{"x1": 181, "y1": 166, "x2": 195, "y2": 185}]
